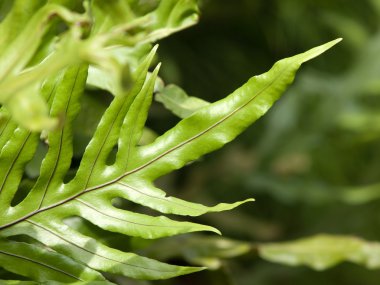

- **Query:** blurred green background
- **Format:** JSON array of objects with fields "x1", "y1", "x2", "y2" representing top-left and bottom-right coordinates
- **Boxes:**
[{"x1": 141, "y1": 0, "x2": 380, "y2": 284}]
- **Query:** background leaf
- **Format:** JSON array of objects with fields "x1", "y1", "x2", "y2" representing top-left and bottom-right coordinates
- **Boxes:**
[
  {"x1": 259, "y1": 234, "x2": 380, "y2": 270},
  {"x1": 156, "y1": 84, "x2": 210, "y2": 118}
]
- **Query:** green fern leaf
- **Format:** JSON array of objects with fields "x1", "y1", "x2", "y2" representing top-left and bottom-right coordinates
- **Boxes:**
[
  {"x1": 0, "y1": 37, "x2": 340, "y2": 282},
  {"x1": 0, "y1": 1, "x2": 341, "y2": 283}
]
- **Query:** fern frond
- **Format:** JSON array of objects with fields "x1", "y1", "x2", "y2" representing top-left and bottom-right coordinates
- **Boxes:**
[{"x1": 0, "y1": 0, "x2": 341, "y2": 283}]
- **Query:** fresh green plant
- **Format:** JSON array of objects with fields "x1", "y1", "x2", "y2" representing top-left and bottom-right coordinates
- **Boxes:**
[{"x1": 0, "y1": 0, "x2": 339, "y2": 284}]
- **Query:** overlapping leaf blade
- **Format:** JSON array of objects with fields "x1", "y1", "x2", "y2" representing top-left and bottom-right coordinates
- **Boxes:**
[
  {"x1": 0, "y1": 0, "x2": 200, "y2": 130},
  {"x1": 156, "y1": 84, "x2": 210, "y2": 118}
]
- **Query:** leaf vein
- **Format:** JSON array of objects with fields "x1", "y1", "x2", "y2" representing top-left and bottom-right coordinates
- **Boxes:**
[
  {"x1": 0, "y1": 247, "x2": 83, "y2": 281},
  {"x1": 76, "y1": 198, "x2": 187, "y2": 228},
  {"x1": 117, "y1": 181, "x2": 202, "y2": 212}
]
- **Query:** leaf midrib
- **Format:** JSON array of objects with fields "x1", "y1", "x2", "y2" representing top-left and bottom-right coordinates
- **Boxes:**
[
  {"x1": 117, "y1": 181, "x2": 204, "y2": 211},
  {"x1": 82, "y1": 89, "x2": 132, "y2": 190},
  {"x1": 76, "y1": 198, "x2": 190, "y2": 228}
]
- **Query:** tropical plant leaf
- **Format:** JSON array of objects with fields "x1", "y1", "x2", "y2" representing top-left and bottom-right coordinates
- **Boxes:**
[
  {"x1": 259, "y1": 234, "x2": 380, "y2": 270},
  {"x1": 0, "y1": 1, "x2": 341, "y2": 282},
  {"x1": 0, "y1": 37, "x2": 339, "y2": 283}
]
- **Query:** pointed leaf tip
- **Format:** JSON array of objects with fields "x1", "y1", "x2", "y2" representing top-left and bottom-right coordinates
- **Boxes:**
[
  {"x1": 152, "y1": 44, "x2": 159, "y2": 51},
  {"x1": 148, "y1": 46, "x2": 159, "y2": 61},
  {"x1": 210, "y1": 227, "x2": 222, "y2": 236},
  {"x1": 155, "y1": 62, "x2": 162, "y2": 72},
  {"x1": 299, "y1": 38, "x2": 343, "y2": 63},
  {"x1": 177, "y1": 266, "x2": 207, "y2": 276}
]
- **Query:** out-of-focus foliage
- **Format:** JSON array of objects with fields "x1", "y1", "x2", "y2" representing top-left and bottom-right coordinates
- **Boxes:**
[
  {"x1": 141, "y1": 234, "x2": 252, "y2": 270},
  {"x1": 259, "y1": 234, "x2": 380, "y2": 270},
  {"x1": 0, "y1": 0, "x2": 199, "y2": 130}
]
